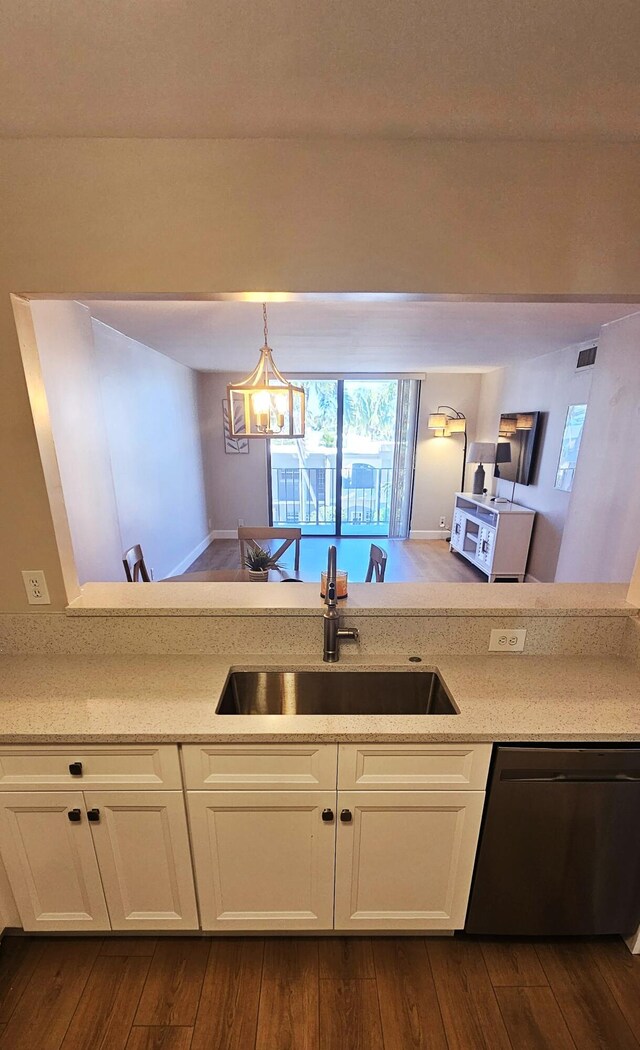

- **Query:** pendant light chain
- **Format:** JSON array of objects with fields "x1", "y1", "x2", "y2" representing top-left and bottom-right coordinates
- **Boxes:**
[{"x1": 263, "y1": 303, "x2": 269, "y2": 347}]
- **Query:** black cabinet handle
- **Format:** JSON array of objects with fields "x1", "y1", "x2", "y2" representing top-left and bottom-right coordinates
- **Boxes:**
[
  {"x1": 68, "y1": 808, "x2": 82, "y2": 822},
  {"x1": 340, "y1": 809, "x2": 353, "y2": 823},
  {"x1": 321, "y1": 808, "x2": 334, "y2": 823},
  {"x1": 69, "y1": 762, "x2": 83, "y2": 777},
  {"x1": 87, "y1": 808, "x2": 100, "y2": 823}
]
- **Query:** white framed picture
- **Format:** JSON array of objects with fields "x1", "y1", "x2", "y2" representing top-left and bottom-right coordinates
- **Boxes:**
[
  {"x1": 555, "y1": 404, "x2": 587, "y2": 491},
  {"x1": 222, "y1": 398, "x2": 249, "y2": 454}
]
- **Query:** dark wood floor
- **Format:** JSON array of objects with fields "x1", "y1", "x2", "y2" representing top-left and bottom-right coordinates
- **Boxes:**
[
  {"x1": 187, "y1": 538, "x2": 486, "y2": 584},
  {"x1": 1, "y1": 934, "x2": 639, "y2": 1049}
]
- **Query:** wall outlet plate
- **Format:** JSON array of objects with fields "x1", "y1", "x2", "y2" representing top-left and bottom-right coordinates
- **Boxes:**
[
  {"x1": 22, "y1": 570, "x2": 51, "y2": 605},
  {"x1": 489, "y1": 628, "x2": 526, "y2": 653},
  {"x1": 439, "y1": 516, "x2": 447, "y2": 528}
]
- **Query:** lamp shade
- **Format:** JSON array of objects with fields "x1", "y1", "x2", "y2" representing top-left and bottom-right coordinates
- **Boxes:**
[
  {"x1": 427, "y1": 413, "x2": 448, "y2": 429},
  {"x1": 495, "y1": 441, "x2": 512, "y2": 464},
  {"x1": 468, "y1": 441, "x2": 496, "y2": 464},
  {"x1": 445, "y1": 417, "x2": 466, "y2": 434}
]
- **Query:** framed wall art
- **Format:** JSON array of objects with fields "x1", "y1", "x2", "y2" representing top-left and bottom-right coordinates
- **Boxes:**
[{"x1": 222, "y1": 398, "x2": 249, "y2": 454}]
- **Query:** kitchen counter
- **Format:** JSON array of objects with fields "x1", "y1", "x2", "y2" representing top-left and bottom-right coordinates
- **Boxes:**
[
  {"x1": 66, "y1": 581, "x2": 635, "y2": 616},
  {"x1": 0, "y1": 652, "x2": 638, "y2": 743}
]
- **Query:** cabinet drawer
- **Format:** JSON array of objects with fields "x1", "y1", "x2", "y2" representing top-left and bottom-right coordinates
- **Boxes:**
[
  {"x1": 182, "y1": 744, "x2": 338, "y2": 790},
  {"x1": 0, "y1": 746, "x2": 181, "y2": 791},
  {"x1": 338, "y1": 744, "x2": 491, "y2": 791}
]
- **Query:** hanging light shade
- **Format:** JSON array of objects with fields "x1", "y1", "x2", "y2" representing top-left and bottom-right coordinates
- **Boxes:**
[
  {"x1": 427, "y1": 413, "x2": 448, "y2": 430},
  {"x1": 445, "y1": 417, "x2": 467, "y2": 434},
  {"x1": 227, "y1": 304, "x2": 305, "y2": 439}
]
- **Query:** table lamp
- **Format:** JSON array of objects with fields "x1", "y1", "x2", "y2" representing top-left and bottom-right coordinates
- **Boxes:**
[{"x1": 467, "y1": 442, "x2": 496, "y2": 495}]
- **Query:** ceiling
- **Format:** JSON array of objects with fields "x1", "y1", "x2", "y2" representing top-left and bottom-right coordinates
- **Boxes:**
[
  {"x1": 1, "y1": 0, "x2": 639, "y2": 140},
  {"x1": 80, "y1": 299, "x2": 640, "y2": 373}
]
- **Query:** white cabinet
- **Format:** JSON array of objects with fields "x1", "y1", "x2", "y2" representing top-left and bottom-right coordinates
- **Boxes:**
[
  {"x1": 187, "y1": 789, "x2": 336, "y2": 931},
  {"x1": 0, "y1": 740, "x2": 489, "y2": 935},
  {"x1": 334, "y1": 790, "x2": 485, "y2": 930},
  {"x1": 0, "y1": 746, "x2": 198, "y2": 933},
  {"x1": 85, "y1": 790, "x2": 198, "y2": 931},
  {"x1": 187, "y1": 742, "x2": 489, "y2": 934},
  {"x1": 450, "y1": 493, "x2": 535, "y2": 582},
  {"x1": 0, "y1": 791, "x2": 110, "y2": 931}
]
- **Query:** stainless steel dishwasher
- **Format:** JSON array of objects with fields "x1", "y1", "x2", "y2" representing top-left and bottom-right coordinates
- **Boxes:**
[{"x1": 465, "y1": 745, "x2": 640, "y2": 936}]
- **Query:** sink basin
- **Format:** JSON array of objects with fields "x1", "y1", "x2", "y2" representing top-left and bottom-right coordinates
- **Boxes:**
[{"x1": 216, "y1": 670, "x2": 458, "y2": 716}]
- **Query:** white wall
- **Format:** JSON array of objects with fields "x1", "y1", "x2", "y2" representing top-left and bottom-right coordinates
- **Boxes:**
[
  {"x1": 556, "y1": 312, "x2": 640, "y2": 583},
  {"x1": 93, "y1": 320, "x2": 210, "y2": 580},
  {"x1": 475, "y1": 344, "x2": 594, "y2": 581},
  {"x1": 30, "y1": 301, "x2": 124, "y2": 584},
  {"x1": 197, "y1": 373, "x2": 269, "y2": 533},
  {"x1": 411, "y1": 374, "x2": 483, "y2": 536}
]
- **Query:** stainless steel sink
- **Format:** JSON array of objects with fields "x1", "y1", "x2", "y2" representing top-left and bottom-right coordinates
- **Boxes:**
[{"x1": 216, "y1": 670, "x2": 458, "y2": 716}]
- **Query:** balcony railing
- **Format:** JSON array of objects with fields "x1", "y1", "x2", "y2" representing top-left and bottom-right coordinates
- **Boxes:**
[{"x1": 271, "y1": 466, "x2": 392, "y2": 527}]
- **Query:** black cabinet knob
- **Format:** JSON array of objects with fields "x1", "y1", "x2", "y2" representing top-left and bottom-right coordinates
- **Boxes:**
[
  {"x1": 321, "y1": 808, "x2": 334, "y2": 823},
  {"x1": 68, "y1": 762, "x2": 83, "y2": 777},
  {"x1": 68, "y1": 808, "x2": 82, "y2": 822},
  {"x1": 87, "y1": 808, "x2": 100, "y2": 823},
  {"x1": 340, "y1": 809, "x2": 353, "y2": 823}
]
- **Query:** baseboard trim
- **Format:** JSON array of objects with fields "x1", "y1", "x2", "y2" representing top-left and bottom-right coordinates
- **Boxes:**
[
  {"x1": 210, "y1": 530, "x2": 238, "y2": 540},
  {"x1": 164, "y1": 530, "x2": 215, "y2": 579},
  {"x1": 409, "y1": 530, "x2": 449, "y2": 540},
  {"x1": 525, "y1": 572, "x2": 541, "y2": 583}
]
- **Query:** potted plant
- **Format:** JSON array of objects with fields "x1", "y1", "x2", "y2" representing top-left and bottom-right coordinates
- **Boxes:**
[{"x1": 243, "y1": 543, "x2": 282, "y2": 581}]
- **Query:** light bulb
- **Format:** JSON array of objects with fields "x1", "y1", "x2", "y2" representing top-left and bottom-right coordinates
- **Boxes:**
[{"x1": 252, "y1": 391, "x2": 270, "y2": 414}]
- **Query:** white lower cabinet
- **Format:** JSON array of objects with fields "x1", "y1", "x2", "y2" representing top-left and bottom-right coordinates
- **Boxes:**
[
  {"x1": 334, "y1": 790, "x2": 485, "y2": 930},
  {"x1": 0, "y1": 741, "x2": 489, "y2": 935},
  {"x1": 184, "y1": 743, "x2": 490, "y2": 934},
  {"x1": 0, "y1": 786, "x2": 198, "y2": 932},
  {"x1": 85, "y1": 791, "x2": 198, "y2": 931},
  {"x1": 0, "y1": 791, "x2": 110, "y2": 931},
  {"x1": 187, "y1": 790, "x2": 336, "y2": 931}
]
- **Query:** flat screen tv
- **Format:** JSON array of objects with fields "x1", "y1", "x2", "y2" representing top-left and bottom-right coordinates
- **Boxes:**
[{"x1": 494, "y1": 412, "x2": 541, "y2": 486}]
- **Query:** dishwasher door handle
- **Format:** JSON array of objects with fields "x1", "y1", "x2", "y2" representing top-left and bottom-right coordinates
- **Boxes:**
[{"x1": 501, "y1": 770, "x2": 640, "y2": 783}]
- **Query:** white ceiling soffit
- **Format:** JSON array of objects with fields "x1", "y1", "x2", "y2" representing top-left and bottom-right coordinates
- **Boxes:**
[
  {"x1": 80, "y1": 300, "x2": 640, "y2": 373},
  {"x1": 1, "y1": 0, "x2": 639, "y2": 139}
]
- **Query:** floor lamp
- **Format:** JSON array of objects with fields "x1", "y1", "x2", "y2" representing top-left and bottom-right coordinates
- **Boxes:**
[{"x1": 427, "y1": 406, "x2": 468, "y2": 490}]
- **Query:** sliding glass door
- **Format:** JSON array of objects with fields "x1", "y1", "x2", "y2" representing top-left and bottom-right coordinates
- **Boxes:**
[
  {"x1": 269, "y1": 378, "x2": 418, "y2": 537},
  {"x1": 269, "y1": 380, "x2": 338, "y2": 535},
  {"x1": 340, "y1": 379, "x2": 397, "y2": 536}
]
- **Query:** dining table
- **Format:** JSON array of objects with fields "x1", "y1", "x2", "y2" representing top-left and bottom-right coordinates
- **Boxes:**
[{"x1": 164, "y1": 568, "x2": 305, "y2": 583}]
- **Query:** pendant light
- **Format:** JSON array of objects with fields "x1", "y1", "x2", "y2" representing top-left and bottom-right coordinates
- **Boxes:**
[{"x1": 226, "y1": 303, "x2": 305, "y2": 439}]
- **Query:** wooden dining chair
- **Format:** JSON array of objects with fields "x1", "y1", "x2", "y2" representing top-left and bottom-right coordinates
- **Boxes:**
[
  {"x1": 365, "y1": 543, "x2": 388, "y2": 582},
  {"x1": 122, "y1": 544, "x2": 151, "y2": 582},
  {"x1": 238, "y1": 527, "x2": 301, "y2": 571}
]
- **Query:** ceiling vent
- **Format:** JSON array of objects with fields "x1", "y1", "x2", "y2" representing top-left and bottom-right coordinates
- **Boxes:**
[{"x1": 576, "y1": 345, "x2": 597, "y2": 370}]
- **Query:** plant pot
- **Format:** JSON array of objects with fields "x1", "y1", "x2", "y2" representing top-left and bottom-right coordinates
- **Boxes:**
[{"x1": 248, "y1": 569, "x2": 269, "y2": 582}]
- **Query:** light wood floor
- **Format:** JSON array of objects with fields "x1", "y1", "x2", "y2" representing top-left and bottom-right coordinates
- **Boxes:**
[
  {"x1": 1, "y1": 934, "x2": 639, "y2": 1049},
  {"x1": 188, "y1": 538, "x2": 486, "y2": 583}
]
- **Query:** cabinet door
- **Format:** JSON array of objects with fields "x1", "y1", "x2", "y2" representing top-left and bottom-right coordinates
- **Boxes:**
[
  {"x1": 187, "y1": 790, "x2": 336, "y2": 931},
  {"x1": 0, "y1": 792, "x2": 109, "y2": 932},
  {"x1": 451, "y1": 509, "x2": 465, "y2": 551},
  {"x1": 85, "y1": 791, "x2": 198, "y2": 931},
  {"x1": 335, "y1": 790, "x2": 484, "y2": 931}
]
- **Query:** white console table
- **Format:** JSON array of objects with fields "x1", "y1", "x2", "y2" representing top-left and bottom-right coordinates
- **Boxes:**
[{"x1": 450, "y1": 493, "x2": 535, "y2": 583}]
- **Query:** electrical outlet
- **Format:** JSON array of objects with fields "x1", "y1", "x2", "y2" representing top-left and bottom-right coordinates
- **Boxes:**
[
  {"x1": 439, "y1": 516, "x2": 446, "y2": 528},
  {"x1": 489, "y1": 628, "x2": 526, "y2": 653},
  {"x1": 22, "y1": 570, "x2": 50, "y2": 605}
]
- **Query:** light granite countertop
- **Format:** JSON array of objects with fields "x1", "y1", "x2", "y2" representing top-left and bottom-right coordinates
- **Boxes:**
[
  {"x1": 66, "y1": 581, "x2": 636, "y2": 617},
  {"x1": 0, "y1": 652, "x2": 638, "y2": 743}
]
